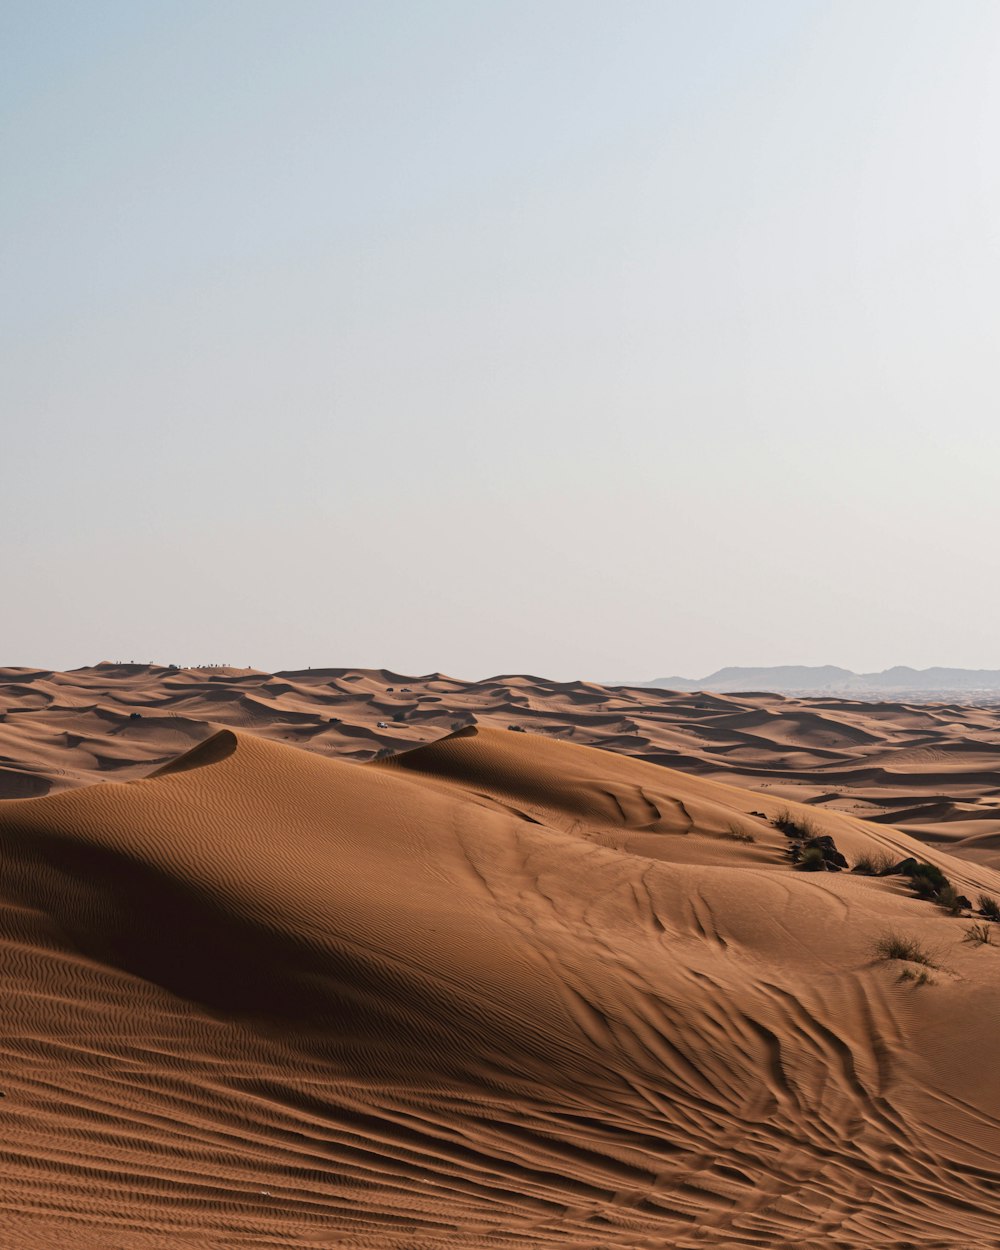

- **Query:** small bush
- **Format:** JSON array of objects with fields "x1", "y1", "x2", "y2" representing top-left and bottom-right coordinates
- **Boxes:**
[
  {"x1": 938, "y1": 884, "x2": 964, "y2": 916},
  {"x1": 852, "y1": 848, "x2": 896, "y2": 876},
  {"x1": 964, "y1": 922, "x2": 993, "y2": 946},
  {"x1": 905, "y1": 861, "x2": 950, "y2": 899},
  {"x1": 872, "y1": 932, "x2": 935, "y2": 966},
  {"x1": 897, "y1": 967, "x2": 932, "y2": 986},
  {"x1": 724, "y1": 822, "x2": 755, "y2": 844},
  {"x1": 773, "y1": 809, "x2": 816, "y2": 840},
  {"x1": 798, "y1": 845, "x2": 827, "y2": 872},
  {"x1": 979, "y1": 894, "x2": 1000, "y2": 922}
]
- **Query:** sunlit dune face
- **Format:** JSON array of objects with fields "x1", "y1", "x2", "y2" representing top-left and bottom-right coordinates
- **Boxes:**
[{"x1": 1, "y1": 722, "x2": 999, "y2": 1245}]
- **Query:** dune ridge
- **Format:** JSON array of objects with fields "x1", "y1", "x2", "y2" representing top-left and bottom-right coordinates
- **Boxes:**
[
  {"x1": 2, "y1": 718, "x2": 1000, "y2": 1246},
  {"x1": 4, "y1": 664, "x2": 1000, "y2": 865}
]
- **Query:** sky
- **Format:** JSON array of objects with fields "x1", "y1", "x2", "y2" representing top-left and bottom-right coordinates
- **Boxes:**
[{"x1": 3, "y1": 0, "x2": 1000, "y2": 681}]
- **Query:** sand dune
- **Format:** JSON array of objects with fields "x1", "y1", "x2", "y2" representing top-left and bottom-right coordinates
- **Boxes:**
[
  {"x1": 4, "y1": 665, "x2": 1000, "y2": 865},
  {"x1": 2, "y1": 707, "x2": 1000, "y2": 1246}
]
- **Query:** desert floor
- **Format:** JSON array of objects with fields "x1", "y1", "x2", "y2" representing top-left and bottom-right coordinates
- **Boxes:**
[{"x1": 2, "y1": 664, "x2": 999, "y2": 1247}]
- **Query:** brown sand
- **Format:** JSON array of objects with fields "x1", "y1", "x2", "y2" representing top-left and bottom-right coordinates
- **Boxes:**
[
  {"x1": 1, "y1": 668, "x2": 1000, "y2": 1245},
  {"x1": 4, "y1": 664, "x2": 1000, "y2": 869}
]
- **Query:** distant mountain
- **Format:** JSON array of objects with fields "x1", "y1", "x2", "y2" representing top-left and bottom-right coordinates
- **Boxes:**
[
  {"x1": 632, "y1": 665, "x2": 1000, "y2": 698},
  {"x1": 870, "y1": 666, "x2": 1000, "y2": 690}
]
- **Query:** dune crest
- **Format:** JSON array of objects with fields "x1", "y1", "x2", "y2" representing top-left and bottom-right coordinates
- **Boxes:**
[
  {"x1": 151, "y1": 726, "x2": 239, "y2": 775},
  {"x1": 5, "y1": 665, "x2": 1000, "y2": 868},
  {"x1": 2, "y1": 723, "x2": 1000, "y2": 1246}
]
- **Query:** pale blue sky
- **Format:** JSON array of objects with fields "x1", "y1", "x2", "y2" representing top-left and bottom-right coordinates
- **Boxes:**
[{"x1": 3, "y1": 1, "x2": 999, "y2": 678}]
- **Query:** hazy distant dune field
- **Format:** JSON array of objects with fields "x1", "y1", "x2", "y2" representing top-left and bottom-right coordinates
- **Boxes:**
[{"x1": 4, "y1": 663, "x2": 1000, "y2": 866}]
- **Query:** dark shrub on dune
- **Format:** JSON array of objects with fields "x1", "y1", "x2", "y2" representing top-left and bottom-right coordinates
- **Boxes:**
[
  {"x1": 979, "y1": 894, "x2": 1000, "y2": 922},
  {"x1": 907, "y1": 862, "x2": 949, "y2": 899},
  {"x1": 772, "y1": 810, "x2": 816, "y2": 840},
  {"x1": 798, "y1": 846, "x2": 826, "y2": 872},
  {"x1": 894, "y1": 861, "x2": 970, "y2": 914}
]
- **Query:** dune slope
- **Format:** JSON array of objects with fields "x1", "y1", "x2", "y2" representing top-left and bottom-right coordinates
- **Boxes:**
[
  {"x1": 5, "y1": 665, "x2": 1000, "y2": 866},
  {"x1": 2, "y1": 726, "x2": 1000, "y2": 1247}
]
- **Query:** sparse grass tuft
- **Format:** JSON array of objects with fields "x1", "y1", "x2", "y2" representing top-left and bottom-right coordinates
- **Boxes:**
[
  {"x1": 872, "y1": 931, "x2": 936, "y2": 966},
  {"x1": 724, "y1": 822, "x2": 755, "y2": 844},
  {"x1": 852, "y1": 848, "x2": 896, "y2": 876},
  {"x1": 979, "y1": 894, "x2": 1000, "y2": 922},
  {"x1": 772, "y1": 809, "x2": 817, "y2": 840},
  {"x1": 897, "y1": 967, "x2": 932, "y2": 986},
  {"x1": 964, "y1": 922, "x2": 993, "y2": 946}
]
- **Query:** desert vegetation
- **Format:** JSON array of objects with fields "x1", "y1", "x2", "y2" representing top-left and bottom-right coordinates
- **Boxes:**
[
  {"x1": 798, "y1": 845, "x2": 827, "y2": 871},
  {"x1": 896, "y1": 967, "x2": 933, "y2": 986},
  {"x1": 873, "y1": 859, "x2": 974, "y2": 915},
  {"x1": 979, "y1": 894, "x2": 1000, "y2": 922},
  {"x1": 938, "y1": 884, "x2": 965, "y2": 916},
  {"x1": 772, "y1": 809, "x2": 817, "y2": 840},
  {"x1": 772, "y1": 810, "x2": 850, "y2": 872},
  {"x1": 871, "y1": 931, "x2": 936, "y2": 966},
  {"x1": 906, "y1": 861, "x2": 951, "y2": 899},
  {"x1": 852, "y1": 848, "x2": 897, "y2": 876}
]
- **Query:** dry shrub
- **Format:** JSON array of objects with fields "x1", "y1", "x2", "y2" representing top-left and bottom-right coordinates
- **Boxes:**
[
  {"x1": 964, "y1": 922, "x2": 993, "y2": 946},
  {"x1": 872, "y1": 931, "x2": 936, "y2": 966},
  {"x1": 979, "y1": 894, "x2": 1000, "y2": 922},
  {"x1": 772, "y1": 809, "x2": 817, "y2": 840},
  {"x1": 852, "y1": 848, "x2": 896, "y2": 876},
  {"x1": 897, "y1": 967, "x2": 933, "y2": 986}
]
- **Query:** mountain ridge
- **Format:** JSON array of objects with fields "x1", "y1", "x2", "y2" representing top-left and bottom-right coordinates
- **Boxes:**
[{"x1": 635, "y1": 664, "x2": 1000, "y2": 695}]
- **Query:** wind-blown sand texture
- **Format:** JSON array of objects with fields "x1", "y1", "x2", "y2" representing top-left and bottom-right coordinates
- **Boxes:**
[
  {"x1": 2, "y1": 667, "x2": 1000, "y2": 1247},
  {"x1": 4, "y1": 664, "x2": 1000, "y2": 866}
]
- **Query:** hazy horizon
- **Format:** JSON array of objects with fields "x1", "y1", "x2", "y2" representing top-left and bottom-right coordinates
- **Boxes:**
[
  {"x1": 16, "y1": 657, "x2": 1000, "y2": 691},
  {"x1": 4, "y1": 1, "x2": 999, "y2": 679}
]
